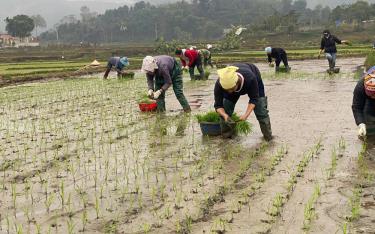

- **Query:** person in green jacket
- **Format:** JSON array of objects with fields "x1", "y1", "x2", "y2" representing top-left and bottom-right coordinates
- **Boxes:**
[{"x1": 200, "y1": 44, "x2": 214, "y2": 68}]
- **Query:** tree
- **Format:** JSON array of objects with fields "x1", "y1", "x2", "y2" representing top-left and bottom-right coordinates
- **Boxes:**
[
  {"x1": 31, "y1": 15, "x2": 47, "y2": 37},
  {"x1": 292, "y1": 0, "x2": 307, "y2": 12},
  {"x1": 280, "y1": 0, "x2": 293, "y2": 14},
  {"x1": 5, "y1": 15, "x2": 35, "y2": 40},
  {"x1": 80, "y1": 6, "x2": 97, "y2": 23},
  {"x1": 60, "y1": 15, "x2": 78, "y2": 25}
]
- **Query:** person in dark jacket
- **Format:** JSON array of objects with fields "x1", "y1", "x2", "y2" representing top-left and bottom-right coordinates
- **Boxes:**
[
  {"x1": 175, "y1": 48, "x2": 204, "y2": 80},
  {"x1": 352, "y1": 66, "x2": 375, "y2": 138},
  {"x1": 265, "y1": 47, "x2": 290, "y2": 72},
  {"x1": 141, "y1": 55, "x2": 191, "y2": 113},
  {"x1": 103, "y1": 57, "x2": 129, "y2": 79},
  {"x1": 214, "y1": 63, "x2": 272, "y2": 141},
  {"x1": 319, "y1": 30, "x2": 349, "y2": 72}
]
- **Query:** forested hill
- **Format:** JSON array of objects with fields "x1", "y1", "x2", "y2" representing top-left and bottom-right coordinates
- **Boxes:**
[{"x1": 38, "y1": 0, "x2": 375, "y2": 43}]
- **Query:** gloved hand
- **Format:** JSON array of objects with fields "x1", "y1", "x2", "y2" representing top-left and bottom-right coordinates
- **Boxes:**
[
  {"x1": 153, "y1": 89, "x2": 163, "y2": 99},
  {"x1": 147, "y1": 89, "x2": 154, "y2": 98},
  {"x1": 358, "y1": 123, "x2": 366, "y2": 137}
]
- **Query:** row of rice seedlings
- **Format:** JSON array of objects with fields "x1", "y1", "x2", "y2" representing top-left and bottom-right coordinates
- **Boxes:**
[
  {"x1": 302, "y1": 184, "x2": 321, "y2": 231},
  {"x1": 267, "y1": 139, "x2": 323, "y2": 219}
]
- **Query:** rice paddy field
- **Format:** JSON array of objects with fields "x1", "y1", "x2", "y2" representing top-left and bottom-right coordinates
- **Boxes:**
[
  {"x1": 0, "y1": 46, "x2": 371, "y2": 81},
  {"x1": 0, "y1": 51, "x2": 374, "y2": 234}
]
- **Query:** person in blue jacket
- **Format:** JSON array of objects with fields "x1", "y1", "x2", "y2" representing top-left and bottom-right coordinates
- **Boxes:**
[{"x1": 103, "y1": 57, "x2": 129, "y2": 79}]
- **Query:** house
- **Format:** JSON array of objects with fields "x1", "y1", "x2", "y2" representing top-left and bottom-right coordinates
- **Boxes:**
[
  {"x1": 0, "y1": 34, "x2": 39, "y2": 47},
  {"x1": 0, "y1": 34, "x2": 16, "y2": 47}
]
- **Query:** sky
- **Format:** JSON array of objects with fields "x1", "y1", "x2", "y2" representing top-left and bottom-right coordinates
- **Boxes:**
[{"x1": 0, "y1": 0, "x2": 374, "y2": 33}]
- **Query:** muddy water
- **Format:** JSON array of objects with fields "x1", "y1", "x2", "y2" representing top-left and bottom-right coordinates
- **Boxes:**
[
  {"x1": 161, "y1": 57, "x2": 374, "y2": 233},
  {"x1": 0, "y1": 57, "x2": 373, "y2": 234}
]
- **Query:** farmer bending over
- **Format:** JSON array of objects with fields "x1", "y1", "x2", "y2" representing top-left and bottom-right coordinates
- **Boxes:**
[
  {"x1": 352, "y1": 66, "x2": 375, "y2": 139},
  {"x1": 103, "y1": 56, "x2": 129, "y2": 79},
  {"x1": 142, "y1": 55, "x2": 191, "y2": 113},
  {"x1": 214, "y1": 63, "x2": 272, "y2": 141},
  {"x1": 175, "y1": 48, "x2": 204, "y2": 80},
  {"x1": 265, "y1": 47, "x2": 290, "y2": 72},
  {"x1": 200, "y1": 44, "x2": 214, "y2": 68}
]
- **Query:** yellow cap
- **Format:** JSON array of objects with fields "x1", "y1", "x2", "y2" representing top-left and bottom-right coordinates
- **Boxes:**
[{"x1": 218, "y1": 66, "x2": 239, "y2": 90}]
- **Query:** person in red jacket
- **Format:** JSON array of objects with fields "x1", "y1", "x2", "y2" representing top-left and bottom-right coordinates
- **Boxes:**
[{"x1": 175, "y1": 48, "x2": 204, "y2": 80}]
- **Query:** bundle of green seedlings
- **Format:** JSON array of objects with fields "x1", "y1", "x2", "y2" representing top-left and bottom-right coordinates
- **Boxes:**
[
  {"x1": 195, "y1": 111, "x2": 251, "y2": 135},
  {"x1": 119, "y1": 71, "x2": 135, "y2": 79},
  {"x1": 137, "y1": 93, "x2": 156, "y2": 104}
]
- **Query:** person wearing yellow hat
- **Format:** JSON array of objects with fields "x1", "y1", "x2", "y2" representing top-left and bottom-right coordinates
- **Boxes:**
[
  {"x1": 214, "y1": 63, "x2": 272, "y2": 140},
  {"x1": 352, "y1": 66, "x2": 375, "y2": 138}
]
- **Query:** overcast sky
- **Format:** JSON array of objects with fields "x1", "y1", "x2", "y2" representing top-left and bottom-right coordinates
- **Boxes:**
[{"x1": 1, "y1": 0, "x2": 374, "y2": 33}]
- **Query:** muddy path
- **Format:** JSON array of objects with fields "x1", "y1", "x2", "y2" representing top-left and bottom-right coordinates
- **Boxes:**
[{"x1": 161, "y1": 57, "x2": 374, "y2": 233}]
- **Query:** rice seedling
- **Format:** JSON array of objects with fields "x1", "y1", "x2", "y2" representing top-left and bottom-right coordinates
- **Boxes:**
[
  {"x1": 211, "y1": 217, "x2": 231, "y2": 233},
  {"x1": 346, "y1": 187, "x2": 362, "y2": 222},
  {"x1": 81, "y1": 209, "x2": 88, "y2": 232},
  {"x1": 67, "y1": 218, "x2": 75, "y2": 234},
  {"x1": 268, "y1": 193, "x2": 284, "y2": 217},
  {"x1": 302, "y1": 184, "x2": 321, "y2": 231}
]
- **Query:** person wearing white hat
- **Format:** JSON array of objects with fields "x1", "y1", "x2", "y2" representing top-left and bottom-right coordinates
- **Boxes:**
[
  {"x1": 214, "y1": 63, "x2": 272, "y2": 140},
  {"x1": 103, "y1": 56, "x2": 129, "y2": 79},
  {"x1": 200, "y1": 46, "x2": 214, "y2": 69},
  {"x1": 265, "y1": 47, "x2": 290, "y2": 72},
  {"x1": 142, "y1": 55, "x2": 191, "y2": 112}
]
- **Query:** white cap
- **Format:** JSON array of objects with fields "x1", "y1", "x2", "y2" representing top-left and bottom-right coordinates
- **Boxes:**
[
  {"x1": 141, "y1": 56, "x2": 158, "y2": 73},
  {"x1": 265, "y1": 47, "x2": 272, "y2": 54},
  {"x1": 207, "y1": 44, "x2": 213, "y2": 49}
]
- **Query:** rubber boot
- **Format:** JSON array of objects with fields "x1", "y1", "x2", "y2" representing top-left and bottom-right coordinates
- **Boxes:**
[
  {"x1": 189, "y1": 67, "x2": 195, "y2": 80},
  {"x1": 183, "y1": 106, "x2": 191, "y2": 113},
  {"x1": 259, "y1": 117, "x2": 273, "y2": 141},
  {"x1": 197, "y1": 64, "x2": 205, "y2": 80}
]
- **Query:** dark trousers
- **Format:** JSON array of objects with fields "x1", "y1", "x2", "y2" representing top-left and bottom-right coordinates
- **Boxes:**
[
  {"x1": 155, "y1": 61, "x2": 190, "y2": 112},
  {"x1": 204, "y1": 55, "x2": 213, "y2": 68},
  {"x1": 189, "y1": 56, "x2": 204, "y2": 80},
  {"x1": 275, "y1": 53, "x2": 289, "y2": 67}
]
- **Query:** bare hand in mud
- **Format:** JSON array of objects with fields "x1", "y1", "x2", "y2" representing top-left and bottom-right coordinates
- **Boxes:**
[
  {"x1": 223, "y1": 114, "x2": 230, "y2": 122},
  {"x1": 225, "y1": 116, "x2": 234, "y2": 124}
]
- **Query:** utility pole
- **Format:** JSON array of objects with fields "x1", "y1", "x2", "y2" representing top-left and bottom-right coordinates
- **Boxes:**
[{"x1": 155, "y1": 23, "x2": 158, "y2": 40}]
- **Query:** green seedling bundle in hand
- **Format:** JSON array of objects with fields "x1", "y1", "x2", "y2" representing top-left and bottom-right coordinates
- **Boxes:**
[
  {"x1": 196, "y1": 111, "x2": 252, "y2": 135},
  {"x1": 137, "y1": 93, "x2": 156, "y2": 104},
  {"x1": 231, "y1": 114, "x2": 252, "y2": 135}
]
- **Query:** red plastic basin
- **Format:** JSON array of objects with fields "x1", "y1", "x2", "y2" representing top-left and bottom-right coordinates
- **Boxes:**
[{"x1": 138, "y1": 102, "x2": 157, "y2": 112}]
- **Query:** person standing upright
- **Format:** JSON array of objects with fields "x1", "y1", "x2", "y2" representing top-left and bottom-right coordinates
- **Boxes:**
[{"x1": 319, "y1": 30, "x2": 350, "y2": 73}]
